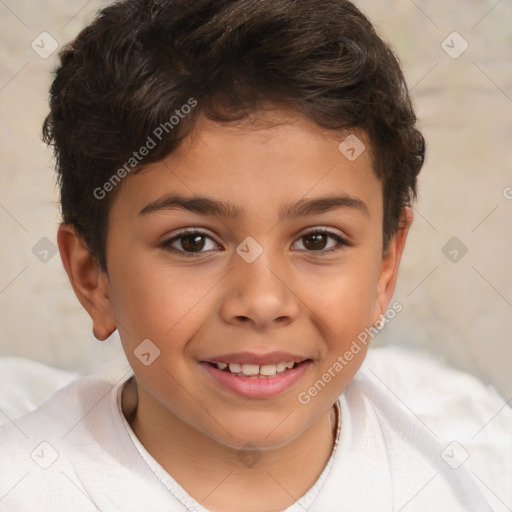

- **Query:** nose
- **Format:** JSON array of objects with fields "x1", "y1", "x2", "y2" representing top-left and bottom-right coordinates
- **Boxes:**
[{"x1": 219, "y1": 252, "x2": 300, "y2": 330}]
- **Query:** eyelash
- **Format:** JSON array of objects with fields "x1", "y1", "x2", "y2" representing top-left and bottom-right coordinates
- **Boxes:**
[{"x1": 160, "y1": 228, "x2": 349, "y2": 257}]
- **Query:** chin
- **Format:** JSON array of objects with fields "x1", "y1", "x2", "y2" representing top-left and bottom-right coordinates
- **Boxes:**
[{"x1": 201, "y1": 410, "x2": 310, "y2": 452}]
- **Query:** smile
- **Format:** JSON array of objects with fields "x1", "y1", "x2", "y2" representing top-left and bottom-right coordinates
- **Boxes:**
[{"x1": 199, "y1": 358, "x2": 312, "y2": 398}]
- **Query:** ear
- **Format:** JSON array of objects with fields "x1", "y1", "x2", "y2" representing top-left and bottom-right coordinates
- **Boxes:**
[
  {"x1": 57, "y1": 223, "x2": 117, "y2": 341},
  {"x1": 373, "y1": 207, "x2": 413, "y2": 322}
]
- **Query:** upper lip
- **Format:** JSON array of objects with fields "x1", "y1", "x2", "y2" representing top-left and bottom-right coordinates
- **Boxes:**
[{"x1": 201, "y1": 351, "x2": 311, "y2": 365}]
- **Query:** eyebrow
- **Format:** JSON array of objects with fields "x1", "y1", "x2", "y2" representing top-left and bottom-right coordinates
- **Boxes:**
[{"x1": 138, "y1": 193, "x2": 369, "y2": 219}]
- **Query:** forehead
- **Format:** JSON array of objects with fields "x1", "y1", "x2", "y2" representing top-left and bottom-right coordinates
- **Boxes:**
[
  {"x1": 178, "y1": 108, "x2": 369, "y2": 167},
  {"x1": 111, "y1": 108, "x2": 382, "y2": 222}
]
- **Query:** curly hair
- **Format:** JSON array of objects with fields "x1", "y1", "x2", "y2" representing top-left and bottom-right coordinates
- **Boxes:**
[{"x1": 43, "y1": 0, "x2": 425, "y2": 272}]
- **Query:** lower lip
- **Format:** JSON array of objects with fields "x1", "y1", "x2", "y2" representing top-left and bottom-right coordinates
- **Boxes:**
[{"x1": 199, "y1": 361, "x2": 312, "y2": 399}]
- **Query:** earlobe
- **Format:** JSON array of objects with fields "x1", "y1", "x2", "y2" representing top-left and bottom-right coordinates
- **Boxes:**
[
  {"x1": 373, "y1": 207, "x2": 413, "y2": 322},
  {"x1": 57, "y1": 223, "x2": 117, "y2": 341}
]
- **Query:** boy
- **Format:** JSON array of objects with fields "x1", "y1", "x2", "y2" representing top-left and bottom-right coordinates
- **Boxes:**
[{"x1": 0, "y1": 0, "x2": 492, "y2": 510}]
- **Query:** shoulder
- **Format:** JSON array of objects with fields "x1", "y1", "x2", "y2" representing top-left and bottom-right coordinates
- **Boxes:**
[
  {"x1": 361, "y1": 346, "x2": 512, "y2": 511},
  {"x1": 0, "y1": 373, "x2": 122, "y2": 439},
  {"x1": 0, "y1": 373, "x2": 130, "y2": 511},
  {"x1": 341, "y1": 371, "x2": 492, "y2": 511},
  {"x1": 0, "y1": 373, "x2": 119, "y2": 437}
]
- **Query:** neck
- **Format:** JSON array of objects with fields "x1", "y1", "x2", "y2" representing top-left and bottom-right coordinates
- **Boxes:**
[{"x1": 124, "y1": 378, "x2": 339, "y2": 512}]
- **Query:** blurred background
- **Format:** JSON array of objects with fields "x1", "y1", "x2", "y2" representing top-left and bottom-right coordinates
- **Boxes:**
[{"x1": 0, "y1": 0, "x2": 511, "y2": 399}]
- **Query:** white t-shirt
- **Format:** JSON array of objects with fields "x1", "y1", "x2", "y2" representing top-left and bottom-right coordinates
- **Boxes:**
[{"x1": 0, "y1": 370, "x2": 491, "y2": 511}]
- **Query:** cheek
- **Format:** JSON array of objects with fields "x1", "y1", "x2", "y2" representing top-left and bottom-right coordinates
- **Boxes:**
[
  {"x1": 108, "y1": 255, "x2": 220, "y2": 345},
  {"x1": 301, "y1": 257, "x2": 380, "y2": 332}
]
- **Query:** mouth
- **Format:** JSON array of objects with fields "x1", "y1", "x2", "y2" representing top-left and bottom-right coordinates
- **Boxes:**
[{"x1": 198, "y1": 353, "x2": 313, "y2": 398}]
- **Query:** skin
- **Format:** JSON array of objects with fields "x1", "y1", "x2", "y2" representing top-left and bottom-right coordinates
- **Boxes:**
[{"x1": 58, "y1": 106, "x2": 412, "y2": 512}]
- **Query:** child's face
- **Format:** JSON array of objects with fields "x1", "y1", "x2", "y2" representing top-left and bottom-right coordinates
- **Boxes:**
[{"x1": 83, "y1": 108, "x2": 409, "y2": 449}]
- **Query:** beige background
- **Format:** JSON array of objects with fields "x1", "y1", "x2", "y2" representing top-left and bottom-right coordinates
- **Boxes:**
[{"x1": 0, "y1": 1, "x2": 511, "y2": 399}]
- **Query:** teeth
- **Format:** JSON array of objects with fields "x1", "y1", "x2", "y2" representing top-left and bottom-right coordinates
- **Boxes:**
[
  {"x1": 241, "y1": 364, "x2": 260, "y2": 376},
  {"x1": 260, "y1": 364, "x2": 277, "y2": 376},
  {"x1": 215, "y1": 361, "x2": 297, "y2": 376}
]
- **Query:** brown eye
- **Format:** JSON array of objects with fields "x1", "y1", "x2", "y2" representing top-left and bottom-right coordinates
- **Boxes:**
[
  {"x1": 303, "y1": 233, "x2": 329, "y2": 251},
  {"x1": 161, "y1": 230, "x2": 219, "y2": 255},
  {"x1": 292, "y1": 229, "x2": 347, "y2": 253},
  {"x1": 180, "y1": 234, "x2": 206, "y2": 252}
]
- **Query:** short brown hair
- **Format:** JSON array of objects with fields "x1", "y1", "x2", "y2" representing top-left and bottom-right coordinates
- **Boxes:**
[{"x1": 43, "y1": 0, "x2": 425, "y2": 271}]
